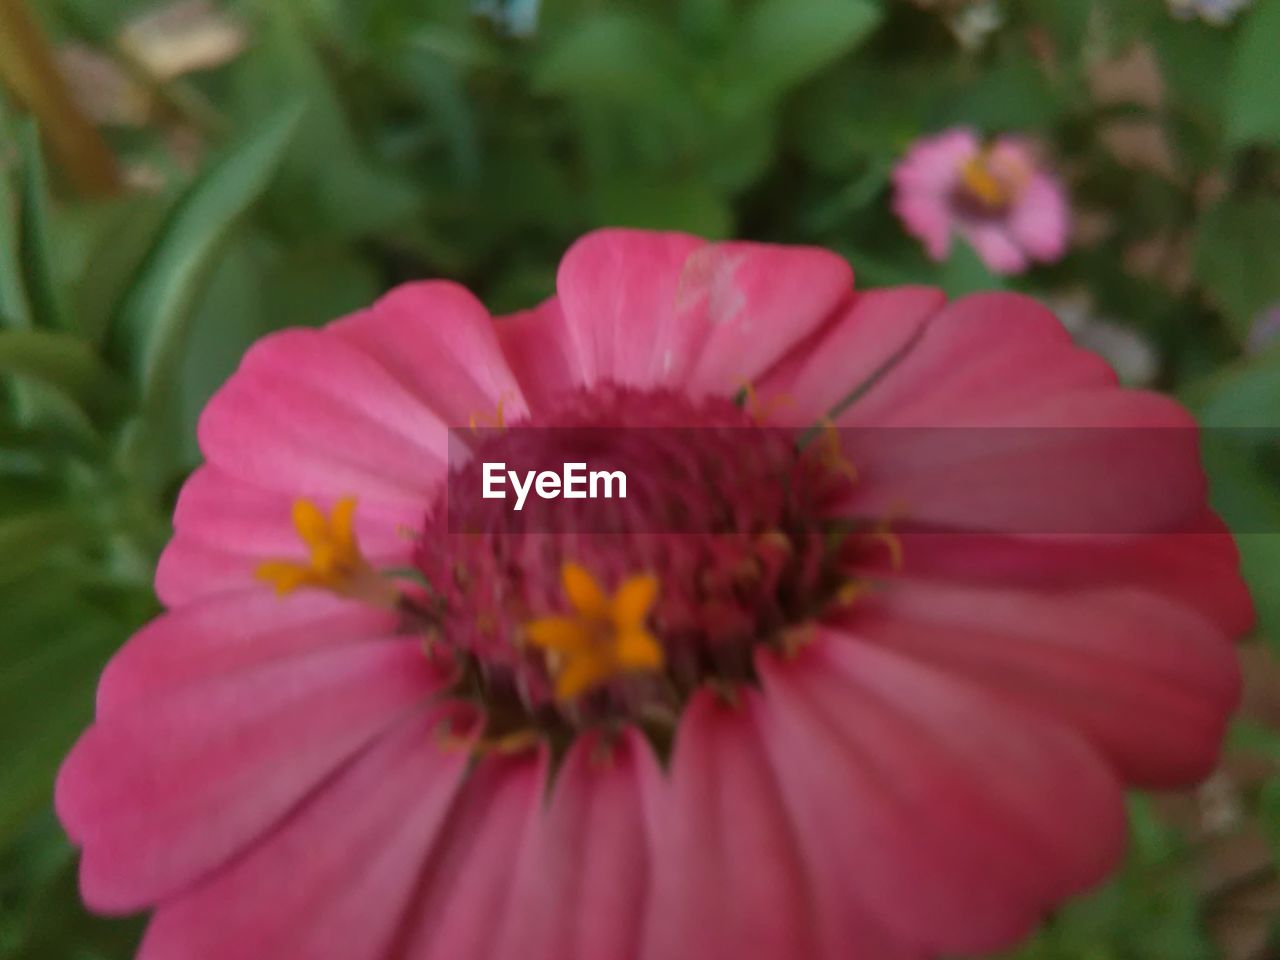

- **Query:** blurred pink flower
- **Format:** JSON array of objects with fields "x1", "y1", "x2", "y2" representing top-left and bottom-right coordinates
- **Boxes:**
[
  {"x1": 893, "y1": 128, "x2": 1071, "y2": 274},
  {"x1": 57, "y1": 230, "x2": 1249, "y2": 960}
]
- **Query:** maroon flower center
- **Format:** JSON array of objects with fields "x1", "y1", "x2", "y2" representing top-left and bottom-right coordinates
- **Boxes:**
[
  {"x1": 412, "y1": 386, "x2": 858, "y2": 735},
  {"x1": 951, "y1": 151, "x2": 1026, "y2": 218}
]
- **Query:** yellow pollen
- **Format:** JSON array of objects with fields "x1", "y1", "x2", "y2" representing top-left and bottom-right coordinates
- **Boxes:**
[
  {"x1": 472, "y1": 729, "x2": 542, "y2": 756},
  {"x1": 868, "y1": 522, "x2": 905, "y2": 571},
  {"x1": 740, "y1": 380, "x2": 796, "y2": 424},
  {"x1": 256, "y1": 496, "x2": 396, "y2": 606},
  {"x1": 959, "y1": 149, "x2": 1028, "y2": 211},
  {"x1": 468, "y1": 394, "x2": 509, "y2": 433},
  {"x1": 523, "y1": 562, "x2": 665, "y2": 701},
  {"x1": 818, "y1": 419, "x2": 858, "y2": 484},
  {"x1": 835, "y1": 580, "x2": 867, "y2": 606}
]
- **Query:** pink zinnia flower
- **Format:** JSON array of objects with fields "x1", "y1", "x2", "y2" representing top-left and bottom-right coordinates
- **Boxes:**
[
  {"x1": 57, "y1": 230, "x2": 1250, "y2": 960},
  {"x1": 893, "y1": 128, "x2": 1071, "y2": 275}
]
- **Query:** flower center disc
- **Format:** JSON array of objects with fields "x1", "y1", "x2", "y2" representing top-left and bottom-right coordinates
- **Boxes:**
[
  {"x1": 414, "y1": 386, "x2": 856, "y2": 733},
  {"x1": 954, "y1": 151, "x2": 1026, "y2": 217}
]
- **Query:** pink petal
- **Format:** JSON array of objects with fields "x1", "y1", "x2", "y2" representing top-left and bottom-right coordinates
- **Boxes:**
[
  {"x1": 886, "y1": 511, "x2": 1253, "y2": 636},
  {"x1": 554, "y1": 229, "x2": 853, "y2": 396},
  {"x1": 197, "y1": 328, "x2": 447, "y2": 509},
  {"x1": 495, "y1": 729, "x2": 660, "y2": 960},
  {"x1": 842, "y1": 293, "x2": 1115, "y2": 428},
  {"x1": 640, "y1": 690, "x2": 820, "y2": 960},
  {"x1": 137, "y1": 704, "x2": 476, "y2": 960},
  {"x1": 683, "y1": 242, "x2": 853, "y2": 397},
  {"x1": 553, "y1": 228, "x2": 707, "y2": 388},
  {"x1": 173, "y1": 466, "x2": 413, "y2": 556},
  {"x1": 756, "y1": 286, "x2": 946, "y2": 424},
  {"x1": 892, "y1": 129, "x2": 979, "y2": 262},
  {"x1": 892, "y1": 193, "x2": 954, "y2": 261},
  {"x1": 1008, "y1": 173, "x2": 1071, "y2": 263},
  {"x1": 833, "y1": 389, "x2": 1205, "y2": 535},
  {"x1": 155, "y1": 536, "x2": 287, "y2": 606},
  {"x1": 756, "y1": 636, "x2": 1125, "y2": 955},
  {"x1": 957, "y1": 221, "x2": 1030, "y2": 275},
  {"x1": 397, "y1": 749, "x2": 548, "y2": 960},
  {"x1": 157, "y1": 465, "x2": 417, "y2": 605},
  {"x1": 335, "y1": 280, "x2": 529, "y2": 427},
  {"x1": 849, "y1": 579, "x2": 1240, "y2": 785},
  {"x1": 152, "y1": 463, "x2": 417, "y2": 604},
  {"x1": 96, "y1": 590, "x2": 399, "y2": 718},
  {"x1": 496, "y1": 297, "x2": 581, "y2": 411},
  {"x1": 892, "y1": 129, "x2": 977, "y2": 194},
  {"x1": 56, "y1": 641, "x2": 444, "y2": 912}
]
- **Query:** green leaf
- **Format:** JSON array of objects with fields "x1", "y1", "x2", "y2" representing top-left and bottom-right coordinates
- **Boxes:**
[
  {"x1": 1193, "y1": 196, "x2": 1280, "y2": 341},
  {"x1": 60, "y1": 192, "x2": 177, "y2": 346},
  {"x1": 1190, "y1": 343, "x2": 1280, "y2": 431},
  {"x1": 939, "y1": 241, "x2": 1006, "y2": 298},
  {"x1": 0, "y1": 145, "x2": 33, "y2": 332},
  {"x1": 533, "y1": 11, "x2": 689, "y2": 108},
  {"x1": 230, "y1": 8, "x2": 424, "y2": 241},
  {"x1": 736, "y1": 0, "x2": 880, "y2": 100},
  {"x1": 593, "y1": 177, "x2": 733, "y2": 239},
  {"x1": 1200, "y1": 434, "x2": 1280, "y2": 648},
  {"x1": 15, "y1": 121, "x2": 69, "y2": 332},
  {"x1": 105, "y1": 103, "x2": 302, "y2": 403},
  {"x1": 0, "y1": 611, "x2": 117, "y2": 849},
  {"x1": 943, "y1": 55, "x2": 1064, "y2": 133},
  {"x1": 409, "y1": 22, "x2": 502, "y2": 68},
  {"x1": 1230, "y1": 719, "x2": 1280, "y2": 761},
  {"x1": 0, "y1": 330, "x2": 125, "y2": 416},
  {"x1": 1227, "y1": 0, "x2": 1280, "y2": 146},
  {"x1": 1261, "y1": 776, "x2": 1280, "y2": 868},
  {"x1": 0, "y1": 509, "x2": 86, "y2": 564}
]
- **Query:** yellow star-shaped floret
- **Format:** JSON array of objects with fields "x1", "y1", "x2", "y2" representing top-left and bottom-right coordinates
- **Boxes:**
[
  {"x1": 256, "y1": 496, "x2": 394, "y2": 606},
  {"x1": 524, "y1": 562, "x2": 665, "y2": 701}
]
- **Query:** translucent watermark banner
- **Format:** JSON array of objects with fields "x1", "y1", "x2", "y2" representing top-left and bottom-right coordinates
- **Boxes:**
[{"x1": 443, "y1": 426, "x2": 1279, "y2": 535}]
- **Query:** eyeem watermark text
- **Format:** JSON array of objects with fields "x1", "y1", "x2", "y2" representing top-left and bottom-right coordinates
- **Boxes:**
[{"x1": 482, "y1": 462, "x2": 627, "y2": 511}]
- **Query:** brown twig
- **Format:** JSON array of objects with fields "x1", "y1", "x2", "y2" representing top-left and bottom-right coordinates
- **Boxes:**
[{"x1": 0, "y1": 0, "x2": 121, "y2": 196}]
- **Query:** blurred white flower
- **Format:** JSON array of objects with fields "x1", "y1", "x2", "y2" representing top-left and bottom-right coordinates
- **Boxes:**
[
  {"x1": 950, "y1": 0, "x2": 1005, "y2": 50},
  {"x1": 1047, "y1": 291, "x2": 1160, "y2": 386},
  {"x1": 119, "y1": 0, "x2": 248, "y2": 81},
  {"x1": 1167, "y1": 0, "x2": 1253, "y2": 25},
  {"x1": 473, "y1": 0, "x2": 541, "y2": 38}
]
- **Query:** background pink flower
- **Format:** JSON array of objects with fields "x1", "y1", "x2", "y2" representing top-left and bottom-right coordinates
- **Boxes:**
[
  {"x1": 893, "y1": 128, "x2": 1071, "y2": 275},
  {"x1": 56, "y1": 230, "x2": 1250, "y2": 960}
]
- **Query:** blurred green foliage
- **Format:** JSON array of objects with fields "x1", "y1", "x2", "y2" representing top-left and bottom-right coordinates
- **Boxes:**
[{"x1": 2, "y1": 0, "x2": 1279, "y2": 957}]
